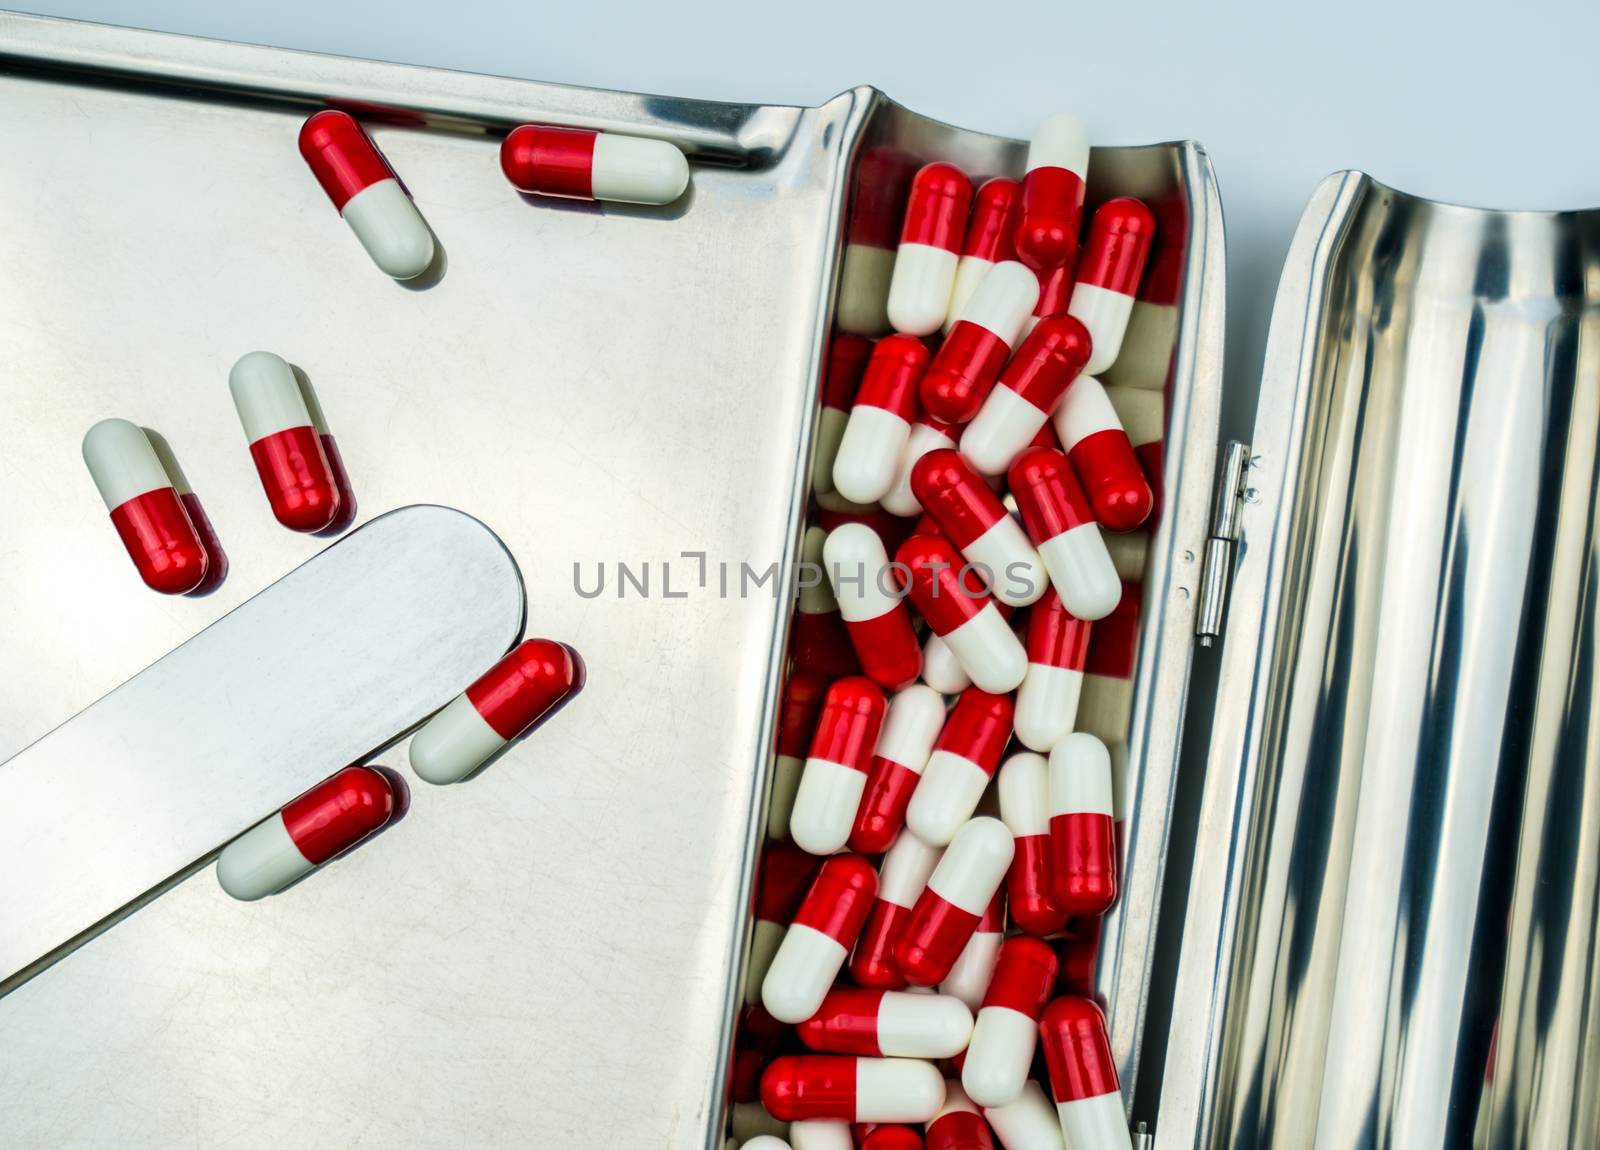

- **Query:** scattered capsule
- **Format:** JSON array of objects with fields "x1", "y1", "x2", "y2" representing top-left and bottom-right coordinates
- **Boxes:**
[
  {"x1": 839, "y1": 147, "x2": 918, "y2": 336},
  {"x1": 500, "y1": 124, "x2": 689, "y2": 204},
  {"x1": 814, "y1": 335, "x2": 874, "y2": 506},
  {"x1": 1039, "y1": 998, "x2": 1130, "y2": 1150},
  {"x1": 1051, "y1": 377, "x2": 1153, "y2": 533},
  {"x1": 946, "y1": 179, "x2": 1023, "y2": 333},
  {"x1": 1008, "y1": 446, "x2": 1120, "y2": 620},
  {"x1": 981, "y1": 1080, "x2": 1065, "y2": 1150},
  {"x1": 912, "y1": 450, "x2": 1045, "y2": 608},
  {"x1": 883, "y1": 417, "x2": 959, "y2": 517},
  {"x1": 963, "y1": 937, "x2": 1058, "y2": 1107},
  {"x1": 789, "y1": 1120, "x2": 853, "y2": 1150},
  {"x1": 850, "y1": 684, "x2": 947, "y2": 853},
  {"x1": 771, "y1": 669, "x2": 833, "y2": 841},
  {"x1": 961, "y1": 316, "x2": 1092, "y2": 476},
  {"x1": 790, "y1": 678, "x2": 888, "y2": 855},
  {"x1": 1015, "y1": 590, "x2": 1091, "y2": 753},
  {"x1": 748, "y1": 844, "x2": 824, "y2": 1005},
  {"x1": 82, "y1": 418, "x2": 209, "y2": 594},
  {"x1": 888, "y1": 163, "x2": 972, "y2": 336},
  {"x1": 762, "y1": 1055, "x2": 946, "y2": 1124},
  {"x1": 921, "y1": 262, "x2": 1038, "y2": 425},
  {"x1": 996, "y1": 753, "x2": 1068, "y2": 935},
  {"x1": 835, "y1": 336, "x2": 930, "y2": 505},
  {"x1": 1068, "y1": 198, "x2": 1155, "y2": 374},
  {"x1": 858, "y1": 1124, "x2": 927, "y2": 1150},
  {"x1": 896, "y1": 817, "x2": 1014, "y2": 986},
  {"x1": 907, "y1": 689, "x2": 1014, "y2": 847},
  {"x1": 763, "y1": 854, "x2": 879, "y2": 1023},
  {"x1": 824, "y1": 524, "x2": 923, "y2": 691},
  {"x1": 799, "y1": 988, "x2": 973, "y2": 1059},
  {"x1": 925, "y1": 1081, "x2": 995, "y2": 1150},
  {"x1": 896, "y1": 535, "x2": 1026, "y2": 695},
  {"x1": 216, "y1": 766, "x2": 394, "y2": 900},
  {"x1": 299, "y1": 110, "x2": 434, "y2": 280},
  {"x1": 1015, "y1": 114, "x2": 1089, "y2": 273},
  {"x1": 228, "y1": 351, "x2": 342, "y2": 532},
  {"x1": 852, "y1": 831, "x2": 942, "y2": 989},
  {"x1": 1047, "y1": 734, "x2": 1117, "y2": 917},
  {"x1": 409, "y1": 638, "x2": 585, "y2": 784},
  {"x1": 940, "y1": 891, "x2": 1006, "y2": 1010},
  {"x1": 794, "y1": 525, "x2": 861, "y2": 678}
]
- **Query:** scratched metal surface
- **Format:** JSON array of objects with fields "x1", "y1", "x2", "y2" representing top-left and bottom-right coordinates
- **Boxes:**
[{"x1": 0, "y1": 13, "x2": 1223, "y2": 1148}]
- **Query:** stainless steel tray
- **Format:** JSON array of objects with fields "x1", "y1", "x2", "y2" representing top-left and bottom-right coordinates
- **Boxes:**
[{"x1": 0, "y1": 12, "x2": 1225, "y2": 1147}]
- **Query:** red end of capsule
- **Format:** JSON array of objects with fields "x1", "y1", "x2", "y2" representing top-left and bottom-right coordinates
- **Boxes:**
[
  {"x1": 281, "y1": 765, "x2": 395, "y2": 866},
  {"x1": 500, "y1": 124, "x2": 598, "y2": 199},
  {"x1": 299, "y1": 110, "x2": 395, "y2": 211}
]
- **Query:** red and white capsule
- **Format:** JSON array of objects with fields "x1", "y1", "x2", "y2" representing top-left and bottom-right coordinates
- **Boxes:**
[
  {"x1": 814, "y1": 335, "x2": 874, "y2": 507},
  {"x1": 851, "y1": 831, "x2": 942, "y2": 989},
  {"x1": 1051, "y1": 377, "x2": 1153, "y2": 533},
  {"x1": 762, "y1": 1055, "x2": 946, "y2": 1124},
  {"x1": 1068, "y1": 198, "x2": 1155, "y2": 375},
  {"x1": 883, "y1": 417, "x2": 958, "y2": 518},
  {"x1": 838, "y1": 147, "x2": 918, "y2": 337},
  {"x1": 907, "y1": 689, "x2": 1014, "y2": 846},
  {"x1": 963, "y1": 937, "x2": 1058, "y2": 1107},
  {"x1": 926, "y1": 1082, "x2": 995, "y2": 1150},
  {"x1": 1047, "y1": 734, "x2": 1117, "y2": 917},
  {"x1": 981, "y1": 1080, "x2": 1065, "y2": 1150},
  {"x1": 794, "y1": 525, "x2": 860, "y2": 678},
  {"x1": 913, "y1": 450, "x2": 1045, "y2": 608},
  {"x1": 946, "y1": 178, "x2": 1023, "y2": 333},
  {"x1": 409, "y1": 638, "x2": 585, "y2": 784},
  {"x1": 82, "y1": 418, "x2": 209, "y2": 595},
  {"x1": 835, "y1": 335, "x2": 930, "y2": 505},
  {"x1": 1015, "y1": 114, "x2": 1089, "y2": 274},
  {"x1": 216, "y1": 766, "x2": 395, "y2": 900},
  {"x1": 1039, "y1": 997, "x2": 1130, "y2": 1150},
  {"x1": 896, "y1": 535, "x2": 1026, "y2": 695},
  {"x1": 299, "y1": 110, "x2": 434, "y2": 280},
  {"x1": 961, "y1": 316, "x2": 1092, "y2": 477},
  {"x1": 850, "y1": 684, "x2": 947, "y2": 854},
  {"x1": 887, "y1": 163, "x2": 972, "y2": 336},
  {"x1": 1105, "y1": 385, "x2": 1165, "y2": 523},
  {"x1": 500, "y1": 124, "x2": 689, "y2": 204},
  {"x1": 896, "y1": 816, "x2": 1014, "y2": 987},
  {"x1": 228, "y1": 351, "x2": 342, "y2": 533},
  {"x1": 996, "y1": 752, "x2": 1068, "y2": 936},
  {"x1": 790, "y1": 677, "x2": 888, "y2": 856},
  {"x1": 824, "y1": 524, "x2": 923, "y2": 691},
  {"x1": 940, "y1": 891, "x2": 1006, "y2": 1010},
  {"x1": 748, "y1": 844, "x2": 823, "y2": 1005},
  {"x1": 921, "y1": 263, "x2": 1038, "y2": 426},
  {"x1": 763, "y1": 854, "x2": 878, "y2": 1023},
  {"x1": 799, "y1": 988, "x2": 973, "y2": 1059},
  {"x1": 1015, "y1": 590, "x2": 1091, "y2": 753},
  {"x1": 1008, "y1": 446, "x2": 1120, "y2": 621},
  {"x1": 771, "y1": 668, "x2": 832, "y2": 841}
]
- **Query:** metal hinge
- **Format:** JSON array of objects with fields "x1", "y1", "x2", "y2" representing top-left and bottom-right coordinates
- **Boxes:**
[{"x1": 1196, "y1": 440, "x2": 1252, "y2": 647}]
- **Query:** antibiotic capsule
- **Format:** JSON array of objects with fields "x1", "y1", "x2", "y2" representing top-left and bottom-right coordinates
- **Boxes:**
[
  {"x1": 1008, "y1": 446, "x2": 1120, "y2": 621},
  {"x1": 996, "y1": 752, "x2": 1068, "y2": 936},
  {"x1": 500, "y1": 124, "x2": 689, "y2": 204},
  {"x1": 813, "y1": 335, "x2": 874, "y2": 507},
  {"x1": 921, "y1": 262, "x2": 1038, "y2": 425},
  {"x1": 895, "y1": 816, "x2": 1015, "y2": 986},
  {"x1": 82, "y1": 418, "x2": 209, "y2": 595},
  {"x1": 940, "y1": 890, "x2": 1005, "y2": 1010},
  {"x1": 790, "y1": 677, "x2": 888, "y2": 855},
  {"x1": 409, "y1": 639, "x2": 585, "y2": 784},
  {"x1": 851, "y1": 830, "x2": 942, "y2": 989},
  {"x1": 1048, "y1": 733, "x2": 1118, "y2": 917},
  {"x1": 962, "y1": 936, "x2": 1057, "y2": 1107},
  {"x1": 216, "y1": 766, "x2": 395, "y2": 901},
  {"x1": 1068, "y1": 198, "x2": 1155, "y2": 375},
  {"x1": 946, "y1": 178, "x2": 1022, "y2": 332},
  {"x1": 748, "y1": 844, "x2": 823, "y2": 1006},
  {"x1": 762, "y1": 1055, "x2": 946, "y2": 1124},
  {"x1": 912, "y1": 450, "x2": 1046, "y2": 609},
  {"x1": 925, "y1": 1082, "x2": 996, "y2": 1150},
  {"x1": 960, "y1": 316, "x2": 1092, "y2": 477},
  {"x1": 883, "y1": 416, "x2": 958, "y2": 517},
  {"x1": 771, "y1": 668, "x2": 832, "y2": 841},
  {"x1": 1015, "y1": 589, "x2": 1091, "y2": 753},
  {"x1": 1039, "y1": 997, "x2": 1131, "y2": 1150},
  {"x1": 824, "y1": 524, "x2": 923, "y2": 691},
  {"x1": 895, "y1": 534, "x2": 1027, "y2": 695},
  {"x1": 763, "y1": 854, "x2": 878, "y2": 1023},
  {"x1": 1051, "y1": 377, "x2": 1153, "y2": 533},
  {"x1": 1015, "y1": 114, "x2": 1089, "y2": 273},
  {"x1": 850, "y1": 684, "x2": 947, "y2": 854},
  {"x1": 887, "y1": 163, "x2": 972, "y2": 336},
  {"x1": 228, "y1": 351, "x2": 342, "y2": 532},
  {"x1": 798, "y1": 988, "x2": 973, "y2": 1060},
  {"x1": 981, "y1": 1080, "x2": 1065, "y2": 1150},
  {"x1": 299, "y1": 109, "x2": 435, "y2": 280},
  {"x1": 835, "y1": 335, "x2": 930, "y2": 506},
  {"x1": 906, "y1": 689, "x2": 1014, "y2": 847}
]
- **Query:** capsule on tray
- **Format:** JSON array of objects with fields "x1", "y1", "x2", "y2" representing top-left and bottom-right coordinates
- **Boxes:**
[
  {"x1": 835, "y1": 335, "x2": 930, "y2": 506},
  {"x1": 1047, "y1": 733, "x2": 1117, "y2": 917},
  {"x1": 907, "y1": 689, "x2": 1014, "y2": 847},
  {"x1": 1015, "y1": 590, "x2": 1091, "y2": 753},
  {"x1": 912, "y1": 450, "x2": 1045, "y2": 608},
  {"x1": 962, "y1": 937, "x2": 1057, "y2": 1107},
  {"x1": 850, "y1": 684, "x2": 947, "y2": 854},
  {"x1": 824, "y1": 524, "x2": 923, "y2": 691},
  {"x1": 896, "y1": 534, "x2": 1027, "y2": 695},
  {"x1": 961, "y1": 316, "x2": 1092, "y2": 477},
  {"x1": 761, "y1": 1055, "x2": 946, "y2": 1124},
  {"x1": 1008, "y1": 446, "x2": 1120, "y2": 621},
  {"x1": 888, "y1": 163, "x2": 972, "y2": 337},
  {"x1": 229, "y1": 351, "x2": 343, "y2": 533},
  {"x1": 1068, "y1": 198, "x2": 1155, "y2": 375},
  {"x1": 896, "y1": 817, "x2": 1014, "y2": 986},
  {"x1": 299, "y1": 109, "x2": 435, "y2": 280},
  {"x1": 996, "y1": 752, "x2": 1068, "y2": 936},
  {"x1": 1015, "y1": 114, "x2": 1089, "y2": 273},
  {"x1": 1039, "y1": 997, "x2": 1131, "y2": 1150},
  {"x1": 1051, "y1": 377, "x2": 1153, "y2": 533},
  {"x1": 791, "y1": 677, "x2": 888, "y2": 856},
  {"x1": 946, "y1": 178, "x2": 1022, "y2": 333},
  {"x1": 81, "y1": 418, "x2": 209, "y2": 595},
  {"x1": 921, "y1": 262, "x2": 1038, "y2": 425},
  {"x1": 762, "y1": 854, "x2": 878, "y2": 1023},
  {"x1": 798, "y1": 988, "x2": 973, "y2": 1059},
  {"x1": 852, "y1": 831, "x2": 942, "y2": 990},
  {"x1": 500, "y1": 124, "x2": 689, "y2": 205}
]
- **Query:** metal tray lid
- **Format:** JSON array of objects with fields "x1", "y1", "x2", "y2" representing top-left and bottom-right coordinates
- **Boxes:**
[{"x1": 1155, "y1": 171, "x2": 1600, "y2": 1148}]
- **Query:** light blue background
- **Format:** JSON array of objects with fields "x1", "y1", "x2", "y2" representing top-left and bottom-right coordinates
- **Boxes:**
[{"x1": 21, "y1": 0, "x2": 1598, "y2": 433}]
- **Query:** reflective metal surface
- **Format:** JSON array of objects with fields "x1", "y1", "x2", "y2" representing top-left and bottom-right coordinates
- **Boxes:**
[
  {"x1": 0, "y1": 505, "x2": 524, "y2": 995},
  {"x1": 1159, "y1": 172, "x2": 1600, "y2": 1149}
]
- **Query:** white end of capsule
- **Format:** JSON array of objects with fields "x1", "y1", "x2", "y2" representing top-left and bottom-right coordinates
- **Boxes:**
[
  {"x1": 963, "y1": 1005, "x2": 1038, "y2": 1107},
  {"x1": 340, "y1": 178, "x2": 435, "y2": 280},
  {"x1": 854, "y1": 1057, "x2": 947, "y2": 1123},
  {"x1": 762, "y1": 922, "x2": 849, "y2": 1024},
  {"x1": 589, "y1": 133, "x2": 690, "y2": 204},
  {"x1": 983, "y1": 1080, "x2": 1065, "y2": 1149},
  {"x1": 945, "y1": 255, "x2": 996, "y2": 334},
  {"x1": 962, "y1": 385, "x2": 1050, "y2": 478},
  {"x1": 1038, "y1": 527, "x2": 1121, "y2": 622},
  {"x1": 1026, "y1": 113, "x2": 1090, "y2": 178},
  {"x1": 927, "y1": 817, "x2": 1014, "y2": 913},
  {"x1": 82, "y1": 418, "x2": 169, "y2": 509},
  {"x1": 1049, "y1": 733, "x2": 1115, "y2": 817},
  {"x1": 997, "y1": 752, "x2": 1051, "y2": 837},
  {"x1": 216, "y1": 814, "x2": 310, "y2": 901},
  {"x1": 959, "y1": 261, "x2": 1039, "y2": 348},
  {"x1": 409, "y1": 692, "x2": 508, "y2": 784},
  {"x1": 789, "y1": 1119, "x2": 850, "y2": 1149},
  {"x1": 921, "y1": 632, "x2": 973, "y2": 694},
  {"x1": 1015, "y1": 666, "x2": 1084, "y2": 753},
  {"x1": 789, "y1": 756, "x2": 868, "y2": 856},
  {"x1": 1069, "y1": 282, "x2": 1137, "y2": 375},
  {"x1": 940, "y1": 927, "x2": 1003, "y2": 1011},
  {"x1": 887, "y1": 244, "x2": 959, "y2": 337},
  {"x1": 941, "y1": 604, "x2": 1028, "y2": 694},
  {"x1": 907, "y1": 751, "x2": 991, "y2": 846},
  {"x1": 963, "y1": 518, "x2": 1047, "y2": 608},
  {"x1": 1056, "y1": 1091, "x2": 1132, "y2": 1150},
  {"x1": 834, "y1": 405, "x2": 913, "y2": 506}
]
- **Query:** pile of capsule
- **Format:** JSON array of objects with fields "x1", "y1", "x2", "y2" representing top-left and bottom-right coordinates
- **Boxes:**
[{"x1": 727, "y1": 113, "x2": 1171, "y2": 1150}]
